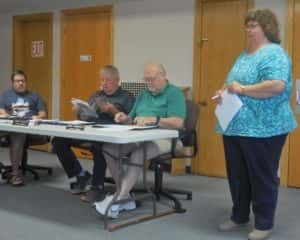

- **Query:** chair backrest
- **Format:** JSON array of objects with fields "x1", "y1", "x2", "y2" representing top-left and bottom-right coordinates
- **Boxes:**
[
  {"x1": 181, "y1": 100, "x2": 199, "y2": 155},
  {"x1": 120, "y1": 81, "x2": 146, "y2": 97},
  {"x1": 184, "y1": 100, "x2": 199, "y2": 131}
]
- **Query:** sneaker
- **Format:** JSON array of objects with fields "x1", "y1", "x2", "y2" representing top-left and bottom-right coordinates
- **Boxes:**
[
  {"x1": 94, "y1": 195, "x2": 117, "y2": 218},
  {"x1": 70, "y1": 171, "x2": 92, "y2": 194},
  {"x1": 119, "y1": 198, "x2": 136, "y2": 211},
  {"x1": 94, "y1": 195, "x2": 136, "y2": 219},
  {"x1": 248, "y1": 229, "x2": 272, "y2": 240},
  {"x1": 218, "y1": 219, "x2": 248, "y2": 232},
  {"x1": 80, "y1": 186, "x2": 105, "y2": 204}
]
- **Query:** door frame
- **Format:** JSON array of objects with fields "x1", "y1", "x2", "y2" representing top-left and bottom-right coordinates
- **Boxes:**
[
  {"x1": 13, "y1": 12, "x2": 53, "y2": 117},
  {"x1": 285, "y1": 0, "x2": 297, "y2": 187},
  {"x1": 191, "y1": 0, "x2": 254, "y2": 174},
  {"x1": 60, "y1": 5, "x2": 114, "y2": 118}
]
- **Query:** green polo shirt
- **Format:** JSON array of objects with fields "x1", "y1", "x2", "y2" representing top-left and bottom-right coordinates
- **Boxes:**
[{"x1": 129, "y1": 82, "x2": 186, "y2": 120}]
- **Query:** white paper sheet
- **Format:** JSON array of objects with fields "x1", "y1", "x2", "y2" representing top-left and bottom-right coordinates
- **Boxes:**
[
  {"x1": 71, "y1": 98, "x2": 90, "y2": 107},
  {"x1": 35, "y1": 119, "x2": 92, "y2": 125},
  {"x1": 92, "y1": 124, "x2": 158, "y2": 131},
  {"x1": 215, "y1": 89, "x2": 243, "y2": 131}
]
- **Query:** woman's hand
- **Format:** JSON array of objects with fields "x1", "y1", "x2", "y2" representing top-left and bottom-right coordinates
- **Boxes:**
[
  {"x1": 227, "y1": 81, "x2": 244, "y2": 95},
  {"x1": 213, "y1": 89, "x2": 225, "y2": 104}
]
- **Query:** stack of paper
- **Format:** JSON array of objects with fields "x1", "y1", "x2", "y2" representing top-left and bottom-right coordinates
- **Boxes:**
[
  {"x1": 37, "y1": 119, "x2": 94, "y2": 126},
  {"x1": 71, "y1": 98, "x2": 90, "y2": 107},
  {"x1": 215, "y1": 89, "x2": 243, "y2": 131},
  {"x1": 92, "y1": 124, "x2": 158, "y2": 131},
  {"x1": 71, "y1": 98, "x2": 98, "y2": 120}
]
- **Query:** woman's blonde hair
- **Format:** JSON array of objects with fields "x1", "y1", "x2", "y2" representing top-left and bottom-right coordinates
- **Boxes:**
[{"x1": 245, "y1": 9, "x2": 281, "y2": 44}]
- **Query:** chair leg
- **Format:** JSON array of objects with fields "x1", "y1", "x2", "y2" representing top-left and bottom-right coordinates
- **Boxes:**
[
  {"x1": 21, "y1": 148, "x2": 28, "y2": 176},
  {"x1": 23, "y1": 165, "x2": 53, "y2": 175},
  {"x1": 133, "y1": 162, "x2": 191, "y2": 213},
  {"x1": 153, "y1": 162, "x2": 187, "y2": 212},
  {"x1": 1, "y1": 166, "x2": 12, "y2": 180},
  {"x1": 20, "y1": 149, "x2": 53, "y2": 180},
  {"x1": 163, "y1": 188, "x2": 192, "y2": 200},
  {"x1": 22, "y1": 167, "x2": 40, "y2": 180},
  {"x1": 154, "y1": 162, "x2": 192, "y2": 200},
  {"x1": 0, "y1": 162, "x2": 5, "y2": 178},
  {"x1": 158, "y1": 190, "x2": 186, "y2": 213},
  {"x1": 154, "y1": 163, "x2": 163, "y2": 191}
]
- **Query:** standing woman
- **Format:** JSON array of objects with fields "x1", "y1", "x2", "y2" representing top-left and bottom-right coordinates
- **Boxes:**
[{"x1": 214, "y1": 9, "x2": 297, "y2": 240}]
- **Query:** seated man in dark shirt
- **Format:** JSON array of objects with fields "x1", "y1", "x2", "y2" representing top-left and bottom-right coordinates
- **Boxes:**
[
  {"x1": 0, "y1": 69, "x2": 47, "y2": 186},
  {"x1": 52, "y1": 65, "x2": 135, "y2": 203}
]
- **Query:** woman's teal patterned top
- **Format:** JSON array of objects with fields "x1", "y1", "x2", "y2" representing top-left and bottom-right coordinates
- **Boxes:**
[{"x1": 216, "y1": 43, "x2": 297, "y2": 137}]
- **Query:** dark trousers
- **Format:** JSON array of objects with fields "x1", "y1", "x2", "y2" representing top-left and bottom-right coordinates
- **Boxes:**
[
  {"x1": 52, "y1": 137, "x2": 106, "y2": 188},
  {"x1": 223, "y1": 134, "x2": 287, "y2": 230}
]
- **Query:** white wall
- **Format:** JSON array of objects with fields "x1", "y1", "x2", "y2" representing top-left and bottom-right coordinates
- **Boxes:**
[
  {"x1": 0, "y1": 0, "x2": 288, "y2": 118},
  {"x1": 0, "y1": 13, "x2": 13, "y2": 88},
  {"x1": 114, "y1": 0, "x2": 194, "y2": 84},
  {"x1": 254, "y1": 0, "x2": 286, "y2": 44},
  {"x1": 0, "y1": 0, "x2": 195, "y2": 118}
]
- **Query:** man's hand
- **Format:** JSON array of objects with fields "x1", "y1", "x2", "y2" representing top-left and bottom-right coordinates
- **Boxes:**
[
  {"x1": 98, "y1": 102, "x2": 114, "y2": 113},
  {"x1": 72, "y1": 104, "x2": 81, "y2": 114},
  {"x1": 0, "y1": 108, "x2": 9, "y2": 117},
  {"x1": 0, "y1": 112, "x2": 9, "y2": 117},
  {"x1": 134, "y1": 116, "x2": 156, "y2": 126},
  {"x1": 115, "y1": 112, "x2": 129, "y2": 123},
  {"x1": 32, "y1": 110, "x2": 47, "y2": 120},
  {"x1": 72, "y1": 104, "x2": 84, "y2": 119}
]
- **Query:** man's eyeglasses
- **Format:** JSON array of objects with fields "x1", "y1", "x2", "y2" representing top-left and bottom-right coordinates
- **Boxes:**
[
  {"x1": 13, "y1": 79, "x2": 26, "y2": 83},
  {"x1": 143, "y1": 76, "x2": 157, "y2": 82},
  {"x1": 245, "y1": 23, "x2": 259, "y2": 30}
]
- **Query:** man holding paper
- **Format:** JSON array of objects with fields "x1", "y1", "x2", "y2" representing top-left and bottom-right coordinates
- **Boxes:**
[
  {"x1": 213, "y1": 9, "x2": 297, "y2": 240},
  {"x1": 52, "y1": 65, "x2": 134, "y2": 203},
  {"x1": 94, "y1": 62, "x2": 186, "y2": 218}
]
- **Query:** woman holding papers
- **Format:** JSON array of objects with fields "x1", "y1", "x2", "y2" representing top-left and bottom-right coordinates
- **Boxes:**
[{"x1": 213, "y1": 9, "x2": 297, "y2": 240}]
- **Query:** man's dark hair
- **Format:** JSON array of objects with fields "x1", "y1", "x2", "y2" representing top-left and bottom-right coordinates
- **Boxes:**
[{"x1": 11, "y1": 69, "x2": 27, "y2": 82}]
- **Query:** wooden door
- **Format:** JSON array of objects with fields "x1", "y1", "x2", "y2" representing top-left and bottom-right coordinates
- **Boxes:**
[
  {"x1": 288, "y1": 0, "x2": 300, "y2": 187},
  {"x1": 60, "y1": 6, "x2": 113, "y2": 120},
  {"x1": 13, "y1": 13, "x2": 53, "y2": 117},
  {"x1": 192, "y1": 0, "x2": 253, "y2": 177}
]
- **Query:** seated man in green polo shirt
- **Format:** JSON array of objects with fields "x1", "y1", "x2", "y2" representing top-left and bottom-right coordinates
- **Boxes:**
[{"x1": 94, "y1": 62, "x2": 186, "y2": 218}]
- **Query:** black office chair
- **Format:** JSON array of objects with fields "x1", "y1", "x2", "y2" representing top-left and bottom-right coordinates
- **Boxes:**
[
  {"x1": 0, "y1": 135, "x2": 53, "y2": 180},
  {"x1": 147, "y1": 99, "x2": 199, "y2": 212}
]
